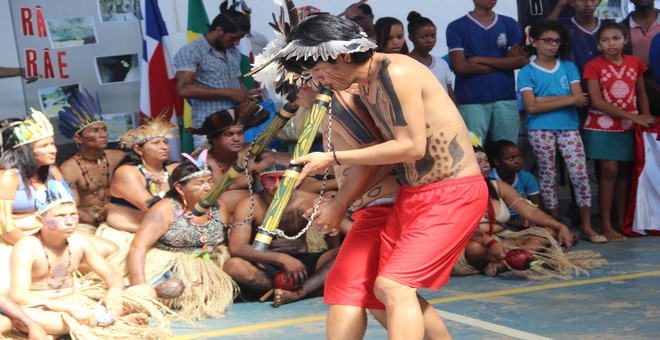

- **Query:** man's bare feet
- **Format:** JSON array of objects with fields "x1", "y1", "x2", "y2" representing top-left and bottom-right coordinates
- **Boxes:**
[
  {"x1": 487, "y1": 241, "x2": 507, "y2": 261},
  {"x1": 120, "y1": 312, "x2": 149, "y2": 325},
  {"x1": 272, "y1": 288, "x2": 305, "y2": 308},
  {"x1": 484, "y1": 261, "x2": 507, "y2": 277}
]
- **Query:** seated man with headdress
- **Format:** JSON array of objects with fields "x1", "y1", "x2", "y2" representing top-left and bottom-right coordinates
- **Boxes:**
[
  {"x1": 189, "y1": 100, "x2": 338, "y2": 218},
  {"x1": 8, "y1": 179, "x2": 171, "y2": 339},
  {"x1": 223, "y1": 165, "x2": 339, "y2": 307},
  {"x1": 58, "y1": 89, "x2": 125, "y2": 232},
  {"x1": 127, "y1": 154, "x2": 237, "y2": 320}
]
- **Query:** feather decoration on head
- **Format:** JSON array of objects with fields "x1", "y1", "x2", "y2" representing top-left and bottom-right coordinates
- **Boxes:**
[
  {"x1": 247, "y1": 2, "x2": 375, "y2": 97},
  {"x1": 57, "y1": 88, "x2": 105, "y2": 139},
  {"x1": 119, "y1": 109, "x2": 177, "y2": 149},
  {"x1": 35, "y1": 179, "x2": 76, "y2": 215},
  {"x1": 12, "y1": 109, "x2": 55, "y2": 148},
  {"x1": 178, "y1": 149, "x2": 212, "y2": 183},
  {"x1": 248, "y1": 1, "x2": 299, "y2": 98},
  {"x1": 188, "y1": 102, "x2": 270, "y2": 136}
]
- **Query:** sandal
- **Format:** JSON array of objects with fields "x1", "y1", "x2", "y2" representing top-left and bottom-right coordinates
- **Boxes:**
[
  {"x1": 603, "y1": 232, "x2": 627, "y2": 242},
  {"x1": 579, "y1": 234, "x2": 607, "y2": 244}
]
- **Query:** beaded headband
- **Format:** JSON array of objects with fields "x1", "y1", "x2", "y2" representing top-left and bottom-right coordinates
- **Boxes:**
[
  {"x1": 12, "y1": 109, "x2": 55, "y2": 148},
  {"x1": 119, "y1": 112, "x2": 177, "y2": 149},
  {"x1": 57, "y1": 88, "x2": 105, "y2": 139},
  {"x1": 178, "y1": 149, "x2": 212, "y2": 183},
  {"x1": 35, "y1": 179, "x2": 76, "y2": 215},
  {"x1": 247, "y1": 6, "x2": 376, "y2": 97}
]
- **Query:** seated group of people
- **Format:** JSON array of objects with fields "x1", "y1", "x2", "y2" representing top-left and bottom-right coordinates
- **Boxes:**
[{"x1": 0, "y1": 86, "x2": 606, "y2": 339}]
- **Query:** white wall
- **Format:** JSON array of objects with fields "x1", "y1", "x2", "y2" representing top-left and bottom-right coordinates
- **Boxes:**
[{"x1": 1, "y1": 0, "x2": 521, "y2": 118}]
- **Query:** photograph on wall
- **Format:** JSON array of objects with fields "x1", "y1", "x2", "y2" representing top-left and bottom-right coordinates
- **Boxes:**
[
  {"x1": 595, "y1": 1, "x2": 625, "y2": 19},
  {"x1": 46, "y1": 16, "x2": 98, "y2": 48},
  {"x1": 95, "y1": 54, "x2": 140, "y2": 84},
  {"x1": 101, "y1": 112, "x2": 137, "y2": 141},
  {"x1": 99, "y1": 0, "x2": 143, "y2": 22},
  {"x1": 38, "y1": 84, "x2": 81, "y2": 117}
]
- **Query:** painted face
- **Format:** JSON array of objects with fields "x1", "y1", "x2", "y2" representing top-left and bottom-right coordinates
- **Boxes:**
[
  {"x1": 571, "y1": 0, "x2": 600, "y2": 17},
  {"x1": 345, "y1": 8, "x2": 374, "y2": 34},
  {"x1": 383, "y1": 23, "x2": 406, "y2": 54},
  {"x1": 306, "y1": 59, "x2": 354, "y2": 91},
  {"x1": 215, "y1": 30, "x2": 247, "y2": 50},
  {"x1": 32, "y1": 136, "x2": 57, "y2": 166},
  {"x1": 42, "y1": 202, "x2": 78, "y2": 236},
  {"x1": 212, "y1": 126, "x2": 245, "y2": 153},
  {"x1": 410, "y1": 24, "x2": 437, "y2": 53},
  {"x1": 260, "y1": 172, "x2": 283, "y2": 195},
  {"x1": 138, "y1": 137, "x2": 170, "y2": 163},
  {"x1": 494, "y1": 146, "x2": 523, "y2": 173},
  {"x1": 533, "y1": 30, "x2": 562, "y2": 58},
  {"x1": 476, "y1": 151, "x2": 491, "y2": 177},
  {"x1": 598, "y1": 27, "x2": 626, "y2": 58},
  {"x1": 77, "y1": 122, "x2": 109, "y2": 149}
]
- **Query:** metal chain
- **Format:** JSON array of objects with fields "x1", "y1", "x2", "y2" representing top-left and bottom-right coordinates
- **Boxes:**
[
  {"x1": 226, "y1": 136, "x2": 260, "y2": 229},
  {"x1": 275, "y1": 100, "x2": 333, "y2": 240}
]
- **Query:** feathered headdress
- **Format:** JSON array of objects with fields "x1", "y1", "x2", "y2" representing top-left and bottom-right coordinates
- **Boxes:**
[
  {"x1": 119, "y1": 111, "x2": 177, "y2": 149},
  {"x1": 188, "y1": 102, "x2": 270, "y2": 136},
  {"x1": 247, "y1": 2, "x2": 376, "y2": 96},
  {"x1": 35, "y1": 179, "x2": 76, "y2": 215},
  {"x1": 57, "y1": 88, "x2": 104, "y2": 139},
  {"x1": 178, "y1": 149, "x2": 212, "y2": 183},
  {"x1": 12, "y1": 109, "x2": 54, "y2": 148}
]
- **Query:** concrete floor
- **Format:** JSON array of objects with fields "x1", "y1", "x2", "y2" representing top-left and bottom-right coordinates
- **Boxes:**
[
  {"x1": 168, "y1": 137, "x2": 660, "y2": 339},
  {"x1": 167, "y1": 235, "x2": 660, "y2": 339}
]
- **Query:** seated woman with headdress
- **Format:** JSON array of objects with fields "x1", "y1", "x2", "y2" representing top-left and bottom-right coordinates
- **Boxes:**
[
  {"x1": 452, "y1": 143, "x2": 606, "y2": 279},
  {"x1": 0, "y1": 112, "x2": 117, "y2": 295},
  {"x1": 96, "y1": 116, "x2": 179, "y2": 258},
  {"x1": 126, "y1": 154, "x2": 237, "y2": 320}
]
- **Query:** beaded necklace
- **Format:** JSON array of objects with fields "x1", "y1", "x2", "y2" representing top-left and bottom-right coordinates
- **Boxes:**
[
  {"x1": 136, "y1": 164, "x2": 169, "y2": 197},
  {"x1": 38, "y1": 234, "x2": 72, "y2": 289},
  {"x1": 73, "y1": 152, "x2": 110, "y2": 203}
]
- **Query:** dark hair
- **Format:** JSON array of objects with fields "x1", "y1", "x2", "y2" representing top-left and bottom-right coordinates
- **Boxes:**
[
  {"x1": 407, "y1": 11, "x2": 435, "y2": 37},
  {"x1": 147, "y1": 161, "x2": 212, "y2": 208},
  {"x1": 282, "y1": 14, "x2": 374, "y2": 74},
  {"x1": 345, "y1": 2, "x2": 373, "y2": 16},
  {"x1": 596, "y1": 20, "x2": 627, "y2": 40},
  {"x1": 524, "y1": 20, "x2": 572, "y2": 59},
  {"x1": 0, "y1": 125, "x2": 49, "y2": 197},
  {"x1": 487, "y1": 139, "x2": 519, "y2": 161},
  {"x1": 374, "y1": 17, "x2": 404, "y2": 52},
  {"x1": 473, "y1": 145, "x2": 499, "y2": 200},
  {"x1": 209, "y1": 1, "x2": 251, "y2": 33}
]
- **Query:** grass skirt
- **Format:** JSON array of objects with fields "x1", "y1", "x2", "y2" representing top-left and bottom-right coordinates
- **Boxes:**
[
  {"x1": 2, "y1": 274, "x2": 172, "y2": 339},
  {"x1": 452, "y1": 227, "x2": 607, "y2": 280},
  {"x1": 94, "y1": 223, "x2": 238, "y2": 320}
]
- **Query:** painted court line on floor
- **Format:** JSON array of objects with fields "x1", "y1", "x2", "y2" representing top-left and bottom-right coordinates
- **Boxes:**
[
  {"x1": 168, "y1": 270, "x2": 660, "y2": 339},
  {"x1": 437, "y1": 309, "x2": 554, "y2": 340}
]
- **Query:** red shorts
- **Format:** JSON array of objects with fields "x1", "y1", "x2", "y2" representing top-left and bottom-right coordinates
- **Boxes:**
[
  {"x1": 323, "y1": 203, "x2": 393, "y2": 310},
  {"x1": 379, "y1": 175, "x2": 487, "y2": 290}
]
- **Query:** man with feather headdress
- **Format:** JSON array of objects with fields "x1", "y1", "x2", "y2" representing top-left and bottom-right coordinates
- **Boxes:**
[{"x1": 58, "y1": 89, "x2": 125, "y2": 230}]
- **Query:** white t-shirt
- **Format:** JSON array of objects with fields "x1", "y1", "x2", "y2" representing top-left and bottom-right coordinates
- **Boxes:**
[{"x1": 428, "y1": 56, "x2": 452, "y2": 93}]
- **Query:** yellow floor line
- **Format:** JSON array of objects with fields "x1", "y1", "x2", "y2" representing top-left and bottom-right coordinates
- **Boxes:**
[{"x1": 169, "y1": 270, "x2": 660, "y2": 339}]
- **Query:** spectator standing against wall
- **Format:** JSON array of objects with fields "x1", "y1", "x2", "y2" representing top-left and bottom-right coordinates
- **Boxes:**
[
  {"x1": 173, "y1": 5, "x2": 260, "y2": 148},
  {"x1": 447, "y1": 0, "x2": 529, "y2": 144}
]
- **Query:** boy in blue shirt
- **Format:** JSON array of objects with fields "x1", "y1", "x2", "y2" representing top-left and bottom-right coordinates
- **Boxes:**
[{"x1": 447, "y1": 0, "x2": 529, "y2": 145}]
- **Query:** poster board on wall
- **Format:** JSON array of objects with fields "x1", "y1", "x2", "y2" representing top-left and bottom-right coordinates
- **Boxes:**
[{"x1": 8, "y1": 0, "x2": 142, "y2": 148}]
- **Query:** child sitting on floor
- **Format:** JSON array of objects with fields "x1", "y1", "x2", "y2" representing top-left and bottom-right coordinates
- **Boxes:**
[{"x1": 8, "y1": 179, "x2": 169, "y2": 339}]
